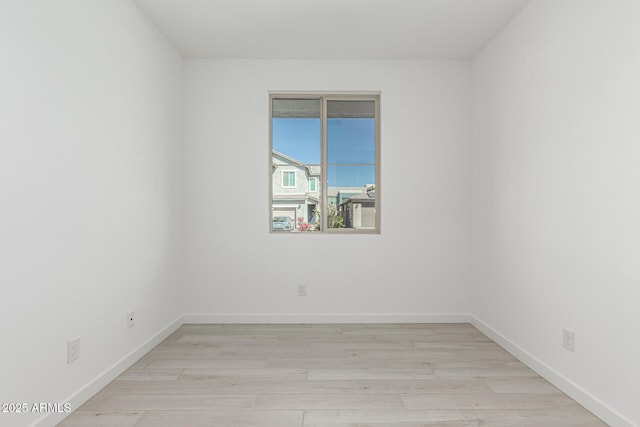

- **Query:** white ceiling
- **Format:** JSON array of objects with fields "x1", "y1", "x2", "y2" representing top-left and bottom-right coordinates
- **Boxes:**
[{"x1": 134, "y1": 0, "x2": 530, "y2": 59}]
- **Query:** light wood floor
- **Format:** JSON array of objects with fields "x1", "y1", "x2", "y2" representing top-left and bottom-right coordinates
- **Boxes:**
[{"x1": 59, "y1": 323, "x2": 606, "y2": 426}]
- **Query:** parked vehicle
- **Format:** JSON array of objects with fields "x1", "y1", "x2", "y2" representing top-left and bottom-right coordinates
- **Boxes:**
[{"x1": 272, "y1": 216, "x2": 294, "y2": 231}]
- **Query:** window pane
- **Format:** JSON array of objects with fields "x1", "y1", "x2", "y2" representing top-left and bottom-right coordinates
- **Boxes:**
[
  {"x1": 272, "y1": 98, "x2": 321, "y2": 232},
  {"x1": 327, "y1": 100, "x2": 376, "y2": 230},
  {"x1": 282, "y1": 172, "x2": 293, "y2": 187}
]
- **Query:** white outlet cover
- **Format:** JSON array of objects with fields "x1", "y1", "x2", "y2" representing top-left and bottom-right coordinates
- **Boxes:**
[
  {"x1": 127, "y1": 312, "x2": 136, "y2": 329},
  {"x1": 563, "y1": 328, "x2": 575, "y2": 352},
  {"x1": 67, "y1": 338, "x2": 80, "y2": 364}
]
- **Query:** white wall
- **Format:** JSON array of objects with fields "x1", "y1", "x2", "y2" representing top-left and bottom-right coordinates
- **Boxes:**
[
  {"x1": 184, "y1": 60, "x2": 471, "y2": 320},
  {"x1": 471, "y1": 1, "x2": 640, "y2": 425},
  {"x1": 0, "y1": 1, "x2": 183, "y2": 426}
]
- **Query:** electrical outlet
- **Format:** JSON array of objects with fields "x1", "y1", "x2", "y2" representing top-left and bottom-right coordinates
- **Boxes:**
[
  {"x1": 297, "y1": 284, "x2": 307, "y2": 296},
  {"x1": 67, "y1": 338, "x2": 80, "y2": 364},
  {"x1": 127, "y1": 312, "x2": 136, "y2": 329},
  {"x1": 563, "y1": 328, "x2": 575, "y2": 352}
]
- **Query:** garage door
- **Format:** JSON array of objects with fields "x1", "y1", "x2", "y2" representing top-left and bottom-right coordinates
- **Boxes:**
[{"x1": 272, "y1": 208, "x2": 296, "y2": 222}]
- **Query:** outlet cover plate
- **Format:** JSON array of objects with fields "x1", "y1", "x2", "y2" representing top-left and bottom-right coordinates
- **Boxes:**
[
  {"x1": 563, "y1": 328, "x2": 575, "y2": 352},
  {"x1": 127, "y1": 312, "x2": 136, "y2": 329},
  {"x1": 67, "y1": 338, "x2": 80, "y2": 364},
  {"x1": 297, "y1": 284, "x2": 307, "y2": 296}
]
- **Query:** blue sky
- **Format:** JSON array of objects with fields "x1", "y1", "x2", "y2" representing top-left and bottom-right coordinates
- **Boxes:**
[{"x1": 272, "y1": 118, "x2": 375, "y2": 187}]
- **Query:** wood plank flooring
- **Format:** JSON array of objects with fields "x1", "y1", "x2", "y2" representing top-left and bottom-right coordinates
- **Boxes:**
[{"x1": 58, "y1": 324, "x2": 606, "y2": 426}]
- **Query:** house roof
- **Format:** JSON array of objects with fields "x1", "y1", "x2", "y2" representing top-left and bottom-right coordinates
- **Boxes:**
[
  {"x1": 339, "y1": 191, "x2": 376, "y2": 205},
  {"x1": 272, "y1": 150, "x2": 320, "y2": 176},
  {"x1": 272, "y1": 150, "x2": 305, "y2": 168},
  {"x1": 328, "y1": 186, "x2": 368, "y2": 197}
]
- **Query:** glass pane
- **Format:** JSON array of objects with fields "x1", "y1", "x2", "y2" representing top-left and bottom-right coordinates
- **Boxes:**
[
  {"x1": 272, "y1": 98, "x2": 321, "y2": 232},
  {"x1": 327, "y1": 100, "x2": 376, "y2": 230},
  {"x1": 282, "y1": 172, "x2": 290, "y2": 187}
]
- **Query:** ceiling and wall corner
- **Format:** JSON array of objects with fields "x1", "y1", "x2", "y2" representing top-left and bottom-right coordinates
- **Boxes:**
[{"x1": 134, "y1": 0, "x2": 531, "y2": 59}]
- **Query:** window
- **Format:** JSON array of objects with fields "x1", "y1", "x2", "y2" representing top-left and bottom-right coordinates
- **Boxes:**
[
  {"x1": 282, "y1": 171, "x2": 296, "y2": 188},
  {"x1": 270, "y1": 94, "x2": 380, "y2": 233}
]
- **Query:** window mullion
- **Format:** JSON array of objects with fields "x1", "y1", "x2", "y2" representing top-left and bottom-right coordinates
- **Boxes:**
[{"x1": 321, "y1": 96, "x2": 328, "y2": 232}]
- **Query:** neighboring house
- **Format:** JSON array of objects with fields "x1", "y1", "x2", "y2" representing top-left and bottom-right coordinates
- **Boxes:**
[
  {"x1": 272, "y1": 151, "x2": 375, "y2": 230},
  {"x1": 272, "y1": 150, "x2": 320, "y2": 229},
  {"x1": 331, "y1": 187, "x2": 369, "y2": 206},
  {"x1": 338, "y1": 185, "x2": 376, "y2": 229}
]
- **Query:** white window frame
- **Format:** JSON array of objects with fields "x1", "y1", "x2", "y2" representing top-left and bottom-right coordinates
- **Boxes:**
[
  {"x1": 281, "y1": 170, "x2": 296, "y2": 188},
  {"x1": 269, "y1": 93, "x2": 381, "y2": 234},
  {"x1": 309, "y1": 177, "x2": 318, "y2": 192}
]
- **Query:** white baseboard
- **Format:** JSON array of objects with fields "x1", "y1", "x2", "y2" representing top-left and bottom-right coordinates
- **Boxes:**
[
  {"x1": 182, "y1": 312, "x2": 472, "y2": 324},
  {"x1": 471, "y1": 315, "x2": 636, "y2": 427},
  {"x1": 35, "y1": 315, "x2": 184, "y2": 427}
]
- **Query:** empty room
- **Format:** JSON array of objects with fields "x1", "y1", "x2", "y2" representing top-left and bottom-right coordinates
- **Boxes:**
[{"x1": 1, "y1": 0, "x2": 638, "y2": 426}]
